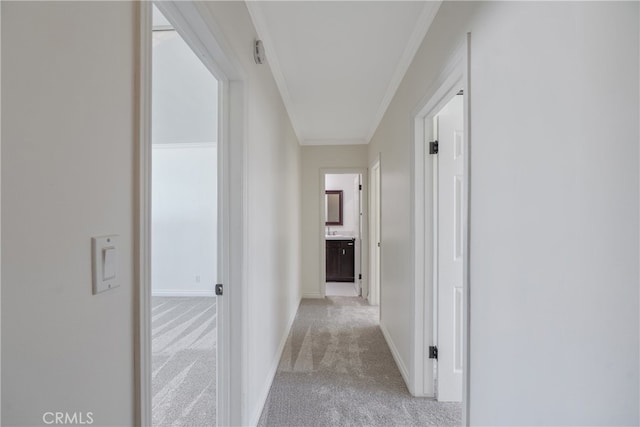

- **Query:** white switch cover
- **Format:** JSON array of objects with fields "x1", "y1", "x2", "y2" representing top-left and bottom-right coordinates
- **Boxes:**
[
  {"x1": 92, "y1": 235, "x2": 119, "y2": 294},
  {"x1": 103, "y1": 247, "x2": 116, "y2": 280}
]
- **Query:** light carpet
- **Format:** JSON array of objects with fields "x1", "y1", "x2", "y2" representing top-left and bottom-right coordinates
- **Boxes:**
[
  {"x1": 152, "y1": 296, "x2": 216, "y2": 427},
  {"x1": 258, "y1": 297, "x2": 462, "y2": 427}
]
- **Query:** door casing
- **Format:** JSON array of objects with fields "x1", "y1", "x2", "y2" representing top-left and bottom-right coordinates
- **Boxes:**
[{"x1": 369, "y1": 157, "x2": 381, "y2": 307}]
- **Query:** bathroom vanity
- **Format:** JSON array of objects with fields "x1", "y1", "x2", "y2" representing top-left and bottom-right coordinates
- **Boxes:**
[{"x1": 326, "y1": 238, "x2": 355, "y2": 282}]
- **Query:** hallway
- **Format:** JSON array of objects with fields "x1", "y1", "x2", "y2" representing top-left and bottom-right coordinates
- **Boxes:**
[
  {"x1": 1, "y1": 2, "x2": 638, "y2": 426},
  {"x1": 258, "y1": 297, "x2": 461, "y2": 426}
]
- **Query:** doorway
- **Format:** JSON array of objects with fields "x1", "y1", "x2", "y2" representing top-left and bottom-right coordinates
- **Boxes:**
[
  {"x1": 416, "y1": 85, "x2": 467, "y2": 402},
  {"x1": 411, "y1": 40, "x2": 469, "y2": 410},
  {"x1": 320, "y1": 169, "x2": 369, "y2": 301},
  {"x1": 150, "y1": 5, "x2": 219, "y2": 426},
  {"x1": 138, "y1": 2, "x2": 247, "y2": 425},
  {"x1": 324, "y1": 173, "x2": 361, "y2": 297},
  {"x1": 139, "y1": 2, "x2": 245, "y2": 425}
]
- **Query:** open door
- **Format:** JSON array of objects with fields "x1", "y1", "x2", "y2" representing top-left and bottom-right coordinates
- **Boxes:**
[
  {"x1": 434, "y1": 92, "x2": 464, "y2": 402},
  {"x1": 354, "y1": 174, "x2": 363, "y2": 296}
]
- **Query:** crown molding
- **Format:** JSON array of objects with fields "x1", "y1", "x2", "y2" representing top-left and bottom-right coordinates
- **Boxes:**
[
  {"x1": 246, "y1": 1, "x2": 304, "y2": 144},
  {"x1": 365, "y1": 0, "x2": 442, "y2": 143},
  {"x1": 247, "y1": 1, "x2": 442, "y2": 147}
]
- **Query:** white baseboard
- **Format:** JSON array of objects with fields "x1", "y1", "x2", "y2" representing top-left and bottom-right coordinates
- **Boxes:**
[
  {"x1": 249, "y1": 298, "x2": 301, "y2": 426},
  {"x1": 151, "y1": 290, "x2": 216, "y2": 297},
  {"x1": 301, "y1": 292, "x2": 323, "y2": 299},
  {"x1": 380, "y1": 322, "x2": 414, "y2": 395}
]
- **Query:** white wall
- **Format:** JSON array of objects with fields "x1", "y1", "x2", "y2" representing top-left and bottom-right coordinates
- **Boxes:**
[
  {"x1": 152, "y1": 21, "x2": 218, "y2": 145},
  {"x1": 301, "y1": 145, "x2": 368, "y2": 297},
  {"x1": 151, "y1": 17, "x2": 218, "y2": 297},
  {"x1": 2, "y1": 2, "x2": 301, "y2": 425},
  {"x1": 200, "y1": 2, "x2": 302, "y2": 424},
  {"x1": 152, "y1": 145, "x2": 217, "y2": 296},
  {"x1": 325, "y1": 173, "x2": 359, "y2": 236},
  {"x1": 369, "y1": 1, "x2": 639, "y2": 425},
  {"x1": 2, "y1": 2, "x2": 136, "y2": 425}
]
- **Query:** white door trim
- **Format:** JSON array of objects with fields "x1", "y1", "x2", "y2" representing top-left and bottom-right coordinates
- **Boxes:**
[
  {"x1": 136, "y1": 2, "x2": 247, "y2": 425},
  {"x1": 369, "y1": 155, "x2": 381, "y2": 307},
  {"x1": 136, "y1": 4, "x2": 152, "y2": 425},
  {"x1": 1, "y1": 4, "x2": 4, "y2": 421},
  {"x1": 410, "y1": 34, "x2": 471, "y2": 423},
  {"x1": 319, "y1": 168, "x2": 369, "y2": 300}
]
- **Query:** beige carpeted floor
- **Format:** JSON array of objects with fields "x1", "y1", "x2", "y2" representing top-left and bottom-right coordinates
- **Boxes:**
[
  {"x1": 258, "y1": 297, "x2": 462, "y2": 427},
  {"x1": 151, "y1": 296, "x2": 216, "y2": 427}
]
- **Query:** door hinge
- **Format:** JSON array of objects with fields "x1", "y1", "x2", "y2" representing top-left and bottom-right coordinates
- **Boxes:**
[
  {"x1": 358, "y1": 273, "x2": 362, "y2": 280},
  {"x1": 359, "y1": 184, "x2": 362, "y2": 191},
  {"x1": 215, "y1": 284, "x2": 223, "y2": 296},
  {"x1": 429, "y1": 140, "x2": 439, "y2": 155},
  {"x1": 429, "y1": 346, "x2": 438, "y2": 360}
]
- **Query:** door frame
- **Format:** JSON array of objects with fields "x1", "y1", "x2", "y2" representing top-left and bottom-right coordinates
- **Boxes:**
[
  {"x1": 319, "y1": 168, "x2": 369, "y2": 299},
  {"x1": 369, "y1": 155, "x2": 381, "y2": 307},
  {"x1": 411, "y1": 34, "x2": 470, "y2": 422},
  {"x1": 0, "y1": 5, "x2": 3, "y2": 421},
  {"x1": 136, "y1": 2, "x2": 247, "y2": 426}
]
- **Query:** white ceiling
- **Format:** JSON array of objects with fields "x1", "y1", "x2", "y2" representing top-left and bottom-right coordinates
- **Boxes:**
[{"x1": 247, "y1": 1, "x2": 441, "y2": 146}]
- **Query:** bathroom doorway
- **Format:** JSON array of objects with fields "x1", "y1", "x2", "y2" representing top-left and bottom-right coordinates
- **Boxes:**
[{"x1": 321, "y1": 169, "x2": 369, "y2": 300}]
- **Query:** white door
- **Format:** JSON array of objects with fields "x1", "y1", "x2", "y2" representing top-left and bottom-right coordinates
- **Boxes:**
[
  {"x1": 435, "y1": 93, "x2": 464, "y2": 402},
  {"x1": 369, "y1": 161, "x2": 381, "y2": 306}
]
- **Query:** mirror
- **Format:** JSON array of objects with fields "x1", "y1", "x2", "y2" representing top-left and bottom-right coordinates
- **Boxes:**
[{"x1": 325, "y1": 190, "x2": 343, "y2": 225}]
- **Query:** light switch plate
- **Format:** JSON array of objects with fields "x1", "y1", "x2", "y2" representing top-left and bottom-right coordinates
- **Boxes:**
[{"x1": 92, "y1": 235, "x2": 120, "y2": 294}]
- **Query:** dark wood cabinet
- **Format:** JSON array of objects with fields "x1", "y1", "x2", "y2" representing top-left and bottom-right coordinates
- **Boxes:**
[{"x1": 326, "y1": 239, "x2": 355, "y2": 282}]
